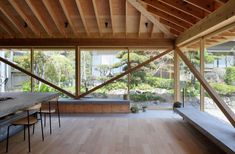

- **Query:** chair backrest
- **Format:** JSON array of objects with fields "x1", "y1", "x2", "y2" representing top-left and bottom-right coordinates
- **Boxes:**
[
  {"x1": 49, "y1": 97, "x2": 59, "y2": 102},
  {"x1": 27, "y1": 103, "x2": 42, "y2": 110}
]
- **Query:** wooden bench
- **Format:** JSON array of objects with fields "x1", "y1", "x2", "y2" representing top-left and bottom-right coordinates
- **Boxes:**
[
  {"x1": 45, "y1": 98, "x2": 130, "y2": 114},
  {"x1": 175, "y1": 108, "x2": 235, "y2": 154}
]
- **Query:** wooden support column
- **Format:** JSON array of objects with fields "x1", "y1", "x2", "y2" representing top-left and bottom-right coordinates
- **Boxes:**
[
  {"x1": 30, "y1": 48, "x2": 34, "y2": 92},
  {"x1": 174, "y1": 50, "x2": 180, "y2": 102},
  {"x1": 200, "y1": 37, "x2": 205, "y2": 111},
  {"x1": 75, "y1": 46, "x2": 81, "y2": 98},
  {"x1": 176, "y1": 47, "x2": 235, "y2": 128},
  {"x1": 127, "y1": 48, "x2": 130, "y2": 99}
]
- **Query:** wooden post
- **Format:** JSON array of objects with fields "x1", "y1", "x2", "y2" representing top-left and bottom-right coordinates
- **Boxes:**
[
  {"x1": 127, "y1": 48, "x2": 130, "y2": 99},
  {"x1": 30, "y1": 48, "x2": 34, "y2": 92},
  {"x1": 75, "y1": 46, "x2": 81, "y2": 98},
  {"x1": 174, "y1": 50, "x2": 180, "y2": 102},
  {"x1": 176, "y1": 47, "x2": 235, "y2": 128},
  {"x1": 200, "y1": 37, "x2": 205, "y2": 111}
]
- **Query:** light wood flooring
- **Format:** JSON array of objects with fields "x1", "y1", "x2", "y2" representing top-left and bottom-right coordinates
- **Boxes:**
[{"x1": 0, "y1": 111, "x2": 225, "y2": 154}]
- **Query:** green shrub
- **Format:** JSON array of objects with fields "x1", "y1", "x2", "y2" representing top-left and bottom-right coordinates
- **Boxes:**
[
  {"x1": 130, "y1": 92, "x2": 165, "y2": 102},
  {"x1": 146, "y1": 76, "x2": 173, "y2": 89},
  {"x1": 211, "y1": 83, "x2": 235, "y2": 96},
  {"x1": 225, "y1": 67, "x2": 235, "y2": 85},
  {"x1": 134, "y1": 83, "x2": 153, "y2": 90},
  {"x1": 130, "y1": 106, "x2": 139, "y2": 113}
]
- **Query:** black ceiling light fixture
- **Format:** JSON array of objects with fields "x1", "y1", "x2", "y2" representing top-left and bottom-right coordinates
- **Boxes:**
[
  {"x1": 65, "y1": 21, "x2": 69, "y2": 28},
  {"x1": 24, "y1": 22, "x2": 28, "y2": 28},
  {"x1": 145, "y1": 22, "x2": 148, "y2": 28},
  {"x1": 105, "y1": 22, "x2": 108, "y2": 28}
]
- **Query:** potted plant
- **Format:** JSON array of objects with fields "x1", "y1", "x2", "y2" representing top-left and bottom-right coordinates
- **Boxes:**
[
  {"x1": 130, "y1": 106, "x2": 139, "y2": 113},
  {"x1": 142, "y1": 105, "x2": 147, "y2": 112}
]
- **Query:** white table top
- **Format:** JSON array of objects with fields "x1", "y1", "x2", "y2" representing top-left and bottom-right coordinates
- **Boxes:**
[{"x1": 0, "y1": 92, "x2": 59, "y2": 118}]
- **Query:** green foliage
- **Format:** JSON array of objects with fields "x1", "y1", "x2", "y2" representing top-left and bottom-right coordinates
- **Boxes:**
[
  {"x1": 13, "y1": 55, "x2": 30, "y2": 70},
  {"x1": 146, "y1": 76, "x2": 173, "y2": 89},
  {"x1": 130, "y1": 106, "x2": 139, "y2": 113},
  {"x1": 130, "y1": 92, "x2": 165, "y2": 102},
  {"x1": 211, "y1": 83, "x2": 235, "y2": 96},
  {"x1": 225, "y1": 67, "x2": 235, "y2": 85},
  {"x1": 104, "y1": 81, "x2": 127, "y2": 90},
  {"x1": 185, "y1": 82, "x2": 200, "y2": 97},
  {"x1": 133, "y1": 83, "x2": 153, "y2": 90}
]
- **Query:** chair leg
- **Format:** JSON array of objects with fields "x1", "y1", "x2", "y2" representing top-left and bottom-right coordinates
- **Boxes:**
[
  {"x1": 49, "y1": 101, "x2": 52, "y2": 134},
  {"x1": 39, "y1": 108, "x2": 44, "y2": 141},
  {"x1": 33, "y1": 124, "x2": 35, "y2": 134},
  {"x1": 44, "y1": 113, "x2": 46, "y2": 127},
  {"x1": 57, "y1": 100, "x2": 61, "y2": 128},
  {"x1": 24, "y1": 125, "x2": 26, "y2": 141},
  {"x1": 6, "y1": 125, "x2": 12, "y2": 153},
  {"x1": 27, "y1": 110, "x2": 31, "y2": 153}
]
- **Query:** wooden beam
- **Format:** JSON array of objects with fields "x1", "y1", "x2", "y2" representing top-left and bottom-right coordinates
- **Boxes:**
[
  {"x1": 125, "y1": 0, "x2": 128, "y2": 37},
  {"x1": 176, "y1": 0, "x2": 235, "y2": 46},
  {"x1": 78, "y1": 47, "x2": 173, "y2": 98},
  {"x1": 25, "y1": 0, "x2": 53, "y2": 36},
  {"x1": 0, "y1": 56, "x2": 76, "y2": 98},
  {"x1": 0, "y1": 3, "x2": 26, "y2": 37},
  {"x1": 170, "y1": 29, "x2": 180, "y2": 36},
  {"x1": 42, "y1": 0, "x2": 66, "y2": 37},
  {"x1": 159, "y1": 18, "x2": 185, "y2": 33},
  {"x1": 75, "y1": 0, "x2": 89, "y2": 36},
  {"x1": 128, "y1": 0, "x2": 172, "y2": 37},
  {"x1": 141, "y1": 0, "x2": 198, "y2": 25},
  {"x1": 138, "y1": 14, "x2": 143, "y2": 37},
  {"x1": 147, "y1": 6, "x2": 192, "y2": 29},
  {"x1": 158, "y1": 0, "x2": 205, "y2": 19},
  {"x1": 109, "y1": 0, "x2": 114, "y2": 35},
  {"x1": 176, "y1": 47, "x2": 235, "y2": 127},
  {"x1": 200, "y1": 37, "x2": 205, "y2": 111},
  {"x1": 59, "y1": 0, "x2": 78, "y2": 36},
  {"x1": 183, "y1": 0, "x2": 217, "y2": 13},
  {"x1": 0, "y1": 38, "x2": 174, "y2": 47},
  {"x1": 0, "y1": 19, "x2": 13, "y2": 37},
  {"x1": 92, "y1": 0, "x2": 102, "y2": 37},
  {"x1": 215, "y1": 0, "x2": 229, "y2": 4},
  {"x1": 9, "y1": 0, "x2": 41, "y2": 37},
  {"x1": 150, "y1": 24, "x2": 155, "y2": 38}
]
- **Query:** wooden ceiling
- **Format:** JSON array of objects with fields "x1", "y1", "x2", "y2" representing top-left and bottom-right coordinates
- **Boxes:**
[{"x1": 0, "y1": 0, "x2": 229, "y2": 39}]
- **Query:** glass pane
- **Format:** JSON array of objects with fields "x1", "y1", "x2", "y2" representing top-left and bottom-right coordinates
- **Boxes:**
[
  {"x1": 180, "y1": 42, "x2": 200, "y2": 109},
  {"x1": 33, "y1": 48, "x2": 76, "y2": 94},
  {"x1": 205, "y1": 37, "x2": 235, "y2": 120},
  {"x1": 80, "y1": 49, "x2": 128, "y2": 94},
  {"x1": 129, "y1": 49, "x2": 174, "y2": 109},
  {"x1": 0, "y1": 62, "x2": 31, "y2": 92}
]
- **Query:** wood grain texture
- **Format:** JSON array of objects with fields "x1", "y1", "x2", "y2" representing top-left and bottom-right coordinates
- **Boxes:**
[{"x1": 0, "y1": 111, "x2": 225, "y2": 154}]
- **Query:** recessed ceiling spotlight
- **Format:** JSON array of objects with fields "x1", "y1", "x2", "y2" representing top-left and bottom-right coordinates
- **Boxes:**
[
  {"x1": 24, "y1": 22, "x2": 28, "y2": 28},
  {"x1": 105, "y1": 22, "x2": 108, "y2": 28},
  {"x1": 65, "y1": 22, "x2": 69, "y2": 28},
  {"x1": 145, "y1": 22, "x2": 148, "y2": 28}
]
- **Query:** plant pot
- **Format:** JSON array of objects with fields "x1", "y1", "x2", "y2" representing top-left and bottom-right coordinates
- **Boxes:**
[{"x1": 142, "y1": 107, "x2": 147, "y2": 112}]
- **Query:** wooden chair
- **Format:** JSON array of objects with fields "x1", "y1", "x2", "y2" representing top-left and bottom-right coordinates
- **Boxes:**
[
  {"x1": 6, "y1": 104, "x2": 44, "y2": 153},
  {"x1": 41, "y1": 97, "x2": 61, "y2": 134}
]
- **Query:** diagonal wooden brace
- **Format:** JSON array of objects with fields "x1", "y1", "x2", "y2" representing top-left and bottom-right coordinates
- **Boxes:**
[
  {"x1": 0, "y1": 56, "x2": 76, "y2": 98},
  {"x1": 78, "y1": 47, "x2": 173, "y2": 98},
  {"x1": 176, "y1": 47, "x2": 235, "y2": 127}
]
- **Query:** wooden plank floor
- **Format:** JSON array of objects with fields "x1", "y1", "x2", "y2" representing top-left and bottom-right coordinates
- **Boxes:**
[{"x1": 0, "y1": 111, "x2": 225, "y2": 154}]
